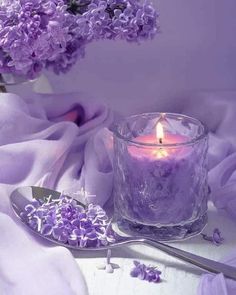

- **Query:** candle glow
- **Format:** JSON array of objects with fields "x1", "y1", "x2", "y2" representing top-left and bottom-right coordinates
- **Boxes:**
[{"x1": 153, "y1": 122, "x2": 168, "y2": 158}]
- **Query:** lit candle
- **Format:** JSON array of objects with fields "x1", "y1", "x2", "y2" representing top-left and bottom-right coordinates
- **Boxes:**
[
  {"x1": 113, "y1": 112, "x2": 208, "y2": 240},
  {"x1": 129, "y1": 122, "x2": 189, "y2": 160}
]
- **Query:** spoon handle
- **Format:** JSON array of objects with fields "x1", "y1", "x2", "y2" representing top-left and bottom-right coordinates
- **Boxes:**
[{"x1": 142, "y1": 238, "x2": 236, "y2": 280}]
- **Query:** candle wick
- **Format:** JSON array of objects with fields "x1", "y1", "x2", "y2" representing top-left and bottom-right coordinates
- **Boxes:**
[{"x1": 159, "y1": 138, "x2": 163, "y2": 144}]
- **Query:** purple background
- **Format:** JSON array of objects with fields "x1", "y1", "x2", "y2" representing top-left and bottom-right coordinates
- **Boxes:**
[{"x1": 10, "y1": 0, "x2": 236, "y2": 115}]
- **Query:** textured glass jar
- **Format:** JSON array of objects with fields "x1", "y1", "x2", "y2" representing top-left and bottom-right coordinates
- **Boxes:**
[{"x1": 113, "y1": 113, "x2": 209, "y2": 241}]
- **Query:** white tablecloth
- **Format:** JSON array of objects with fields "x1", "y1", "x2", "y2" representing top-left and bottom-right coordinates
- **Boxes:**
[{"x1": 76, "y1": 203, "x2": 235, "y2": 295}]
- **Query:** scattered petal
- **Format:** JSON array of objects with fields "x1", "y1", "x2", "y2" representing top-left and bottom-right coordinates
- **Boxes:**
[
  {"x1": 130, "y1": 261, "x2": 162, "y2": 283},
  {"x1": 201, "y1": 228, "x2": 224, "y2": 246}
]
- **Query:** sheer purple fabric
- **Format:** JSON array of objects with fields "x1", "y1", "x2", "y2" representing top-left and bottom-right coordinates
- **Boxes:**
[
  {"x1": 0, "y1": 92, "x2": 113, "y2": 295},
  {"x1": 182, "y1": 92, "x2": 236, "y2": 219},
  {"x1": 182, "y1": 92, "x2": 236, "y2": 295}
]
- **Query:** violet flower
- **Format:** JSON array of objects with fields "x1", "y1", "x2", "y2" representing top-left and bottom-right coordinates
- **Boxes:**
[
  {"x1": 25, "y1": 194, "x2": 116, "y2": 248},
  {"x1": 0, "y1": 0, "x2": 159, "y2": 78},
  {"x1": 130, "y1": 260, "x2": 161, "y2": 283},
  {"x1": 201, "y1": 228, "x2": 224, "y2": 246}
]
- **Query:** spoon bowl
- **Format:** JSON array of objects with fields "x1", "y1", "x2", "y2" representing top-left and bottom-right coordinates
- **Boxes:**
[{"x1": 10, "y1": 186, "x2": 127, "y2": 251}]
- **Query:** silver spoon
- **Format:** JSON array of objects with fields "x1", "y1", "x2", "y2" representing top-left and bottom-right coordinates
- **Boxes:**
[{"x1": 10, "y1": 186, "x2": 236, "y2": 281}]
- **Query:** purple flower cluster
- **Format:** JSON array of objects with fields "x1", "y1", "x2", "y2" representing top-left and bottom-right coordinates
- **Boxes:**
[
  {"x1": 0, "y1": 0, "x2": 76, "y2": 78},
  {"x1": 201, "y1": 228, "x2": 224, "y2": 246},
  {"x1": 130, "y1": 260, "x2": 161, "y2": 283},
  {"x1": 73, "y1": 0, "x2": 158, "y2": 41},
  {"x1": 24, "y1": 194, "x2": 116, "y2": 248},
  {"x1": 0, "y1": 0, "x2": 158, "y2": 78}
]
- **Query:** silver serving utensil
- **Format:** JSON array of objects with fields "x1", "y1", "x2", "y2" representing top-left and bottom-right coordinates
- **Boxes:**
[{"x1": 10, "y1": 186, "x2": 236, "y2": 281}]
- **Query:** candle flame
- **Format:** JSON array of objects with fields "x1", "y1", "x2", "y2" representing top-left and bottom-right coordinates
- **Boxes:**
[
  {"x1": 156, "y1": 122, "x2": 164, "y2": 143},
  {"x1": 154, "y1": 122, "x2": 168, "y2": 158}
]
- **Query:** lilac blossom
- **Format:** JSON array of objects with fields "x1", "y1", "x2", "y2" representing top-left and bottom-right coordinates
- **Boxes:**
[
  {"x1": 201, "y1": 228, "x2": 224, "y2": 246},
  {"x1": 74, "y1": 0, "x2": 158, "y2": 41},
  {"x1": 25, "y1": 194, "x2": 116, "y2": 248},
  {"x1": 0, "y1": 0, "x2": 158, "y2": 79},
  {"x1": 130, "y1": 260, "x2": 161, "y2": 283},
  {"x1": 0, "y1": 0, "x2": 77, "y2": 78}
]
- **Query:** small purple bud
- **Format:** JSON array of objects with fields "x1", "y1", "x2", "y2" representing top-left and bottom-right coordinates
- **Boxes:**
[
  {"x1": 68, "y1": 237, "x2": 78, "y2": 247},
  {"x1": 58, "y1": 233, "x2": 68, "y2": 243},
  {"x1": 71, "y1": 219, "x2": 81, "y2": 227},
  {"x1": 41, "y1": 224, "x2": 53, "y2": 236},
  {"x1": 212, "y1": 228, "x2": 224, "y2": 245},
  {"x1": 79, "y1": 238, "x2": 88, "y2": 248},
  {"x1": 201, "y1": 228, "x2": 224, "y2": 246},
  {"x1": 130, "y1": 261, "x2": 162, "y2": 283},
  {"x1": 25, "y1": 204, "x2": 36, "y2": 215}
]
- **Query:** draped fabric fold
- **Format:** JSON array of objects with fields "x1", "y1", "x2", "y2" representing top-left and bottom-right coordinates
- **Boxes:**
[
  {"x1": 0, "y1": 92, "x2": 113, "y2": 295},
  {"x1": 181, "y1": 91, "x2": 236, "y2": 294}
]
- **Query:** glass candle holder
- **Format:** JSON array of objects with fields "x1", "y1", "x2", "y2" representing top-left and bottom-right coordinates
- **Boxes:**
[{"x1": 113, "y1": 112, "x2": 209, "y2": 241}]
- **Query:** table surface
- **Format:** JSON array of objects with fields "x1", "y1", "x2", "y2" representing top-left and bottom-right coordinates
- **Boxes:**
[{"x1": 75, "y1": 203, "x2": 236, "y2": 295}]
